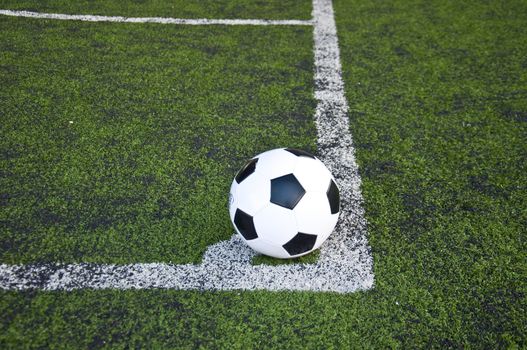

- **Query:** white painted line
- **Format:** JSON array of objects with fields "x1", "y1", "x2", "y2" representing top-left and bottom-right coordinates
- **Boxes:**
[
  {"x1": 0, "y1": 9, "x2": 313, "y2": 26},
  {"x1": 0, "y1": 233, "x2": 372, "y2": 292},
  {"x1": 0, "y1": 0, "x2": 374, "y2": 292}
]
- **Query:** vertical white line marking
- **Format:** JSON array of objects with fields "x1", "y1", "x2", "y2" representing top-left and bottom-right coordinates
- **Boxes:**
[{"x1": 310, "y1": 0, "x2": 374, "y2": 287}]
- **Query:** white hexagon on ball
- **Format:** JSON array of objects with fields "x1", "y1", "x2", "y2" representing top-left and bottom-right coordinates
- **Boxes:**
[
  {"x1": 253, "y1": 204, "x2": 298, "y2": 258},
  {"x1": 229, "y1": 148, "x2": 340, "y2": 259}
]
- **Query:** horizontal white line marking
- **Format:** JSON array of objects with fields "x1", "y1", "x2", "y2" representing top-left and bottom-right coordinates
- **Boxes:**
[
  {"x1": 0, "y1": 233, "x2": 373, "y2": 292},
  {"x1": 0, "y1": 10, "x2": 313, "y2": 26}
]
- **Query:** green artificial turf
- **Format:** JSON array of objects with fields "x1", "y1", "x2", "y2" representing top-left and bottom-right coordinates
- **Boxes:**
[
  {"x1": 252, "y1": 249, "x2": 320, "y2": 265},
  {"x1": 0, "y1": 0, "x2": 312, "y2": 19},
  {"x1": 0, "y1": 17, "x2": 316, "y2": 264},
  {"x1": 335, "y1": 0, "x2": 527, "y2": 346},
  {"x1": 1, "y1": 0, "x2": 527, "y2": 348}
]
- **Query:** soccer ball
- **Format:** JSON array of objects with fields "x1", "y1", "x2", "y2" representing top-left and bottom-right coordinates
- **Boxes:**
[{"x1": 228, "y1": 148, "x2": 340, "y2": 259}]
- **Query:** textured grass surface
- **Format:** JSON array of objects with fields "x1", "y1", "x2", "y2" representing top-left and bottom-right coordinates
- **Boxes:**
[
  {"x1": 335, "y1": 0, "x2": 527, "y2": 346},
  {"x1": 0, "y1": 17, "x2": 316, "y2": 264},
  {"x1": 0, "y1": 0, "x2": 312, "y2": 19},
  {"x1": 1, "y1": 0, "x2": 527, "y2": 348},
  {"x1": 251, "y1": 249, "x2": 319, "y2": 265}
]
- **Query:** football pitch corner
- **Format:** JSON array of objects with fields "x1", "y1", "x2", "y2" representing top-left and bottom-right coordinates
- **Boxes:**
[{"x1": 0, "y1": 0, "x2": 374, "y2": 293}]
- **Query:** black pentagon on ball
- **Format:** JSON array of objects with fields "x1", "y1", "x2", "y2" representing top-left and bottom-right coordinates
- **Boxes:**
[
  {"x1": 270, "y1": 174, "x2": 306, "y2": 210},
  {"x1": 235, "y1": 158, "x2": 258, "y2": 184},
  {"x1": 234, "y1": 209, "x2": 258, "y2": 240},
  {"x1": 327, "y1": 179, "x2": 340, "y2": 214},
  {"x1": 285, "y1": 148, "x2": 316, "y2": 159},
  {"x1": 283, "y1": 232, "x2": 317, "y2": 256}
]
